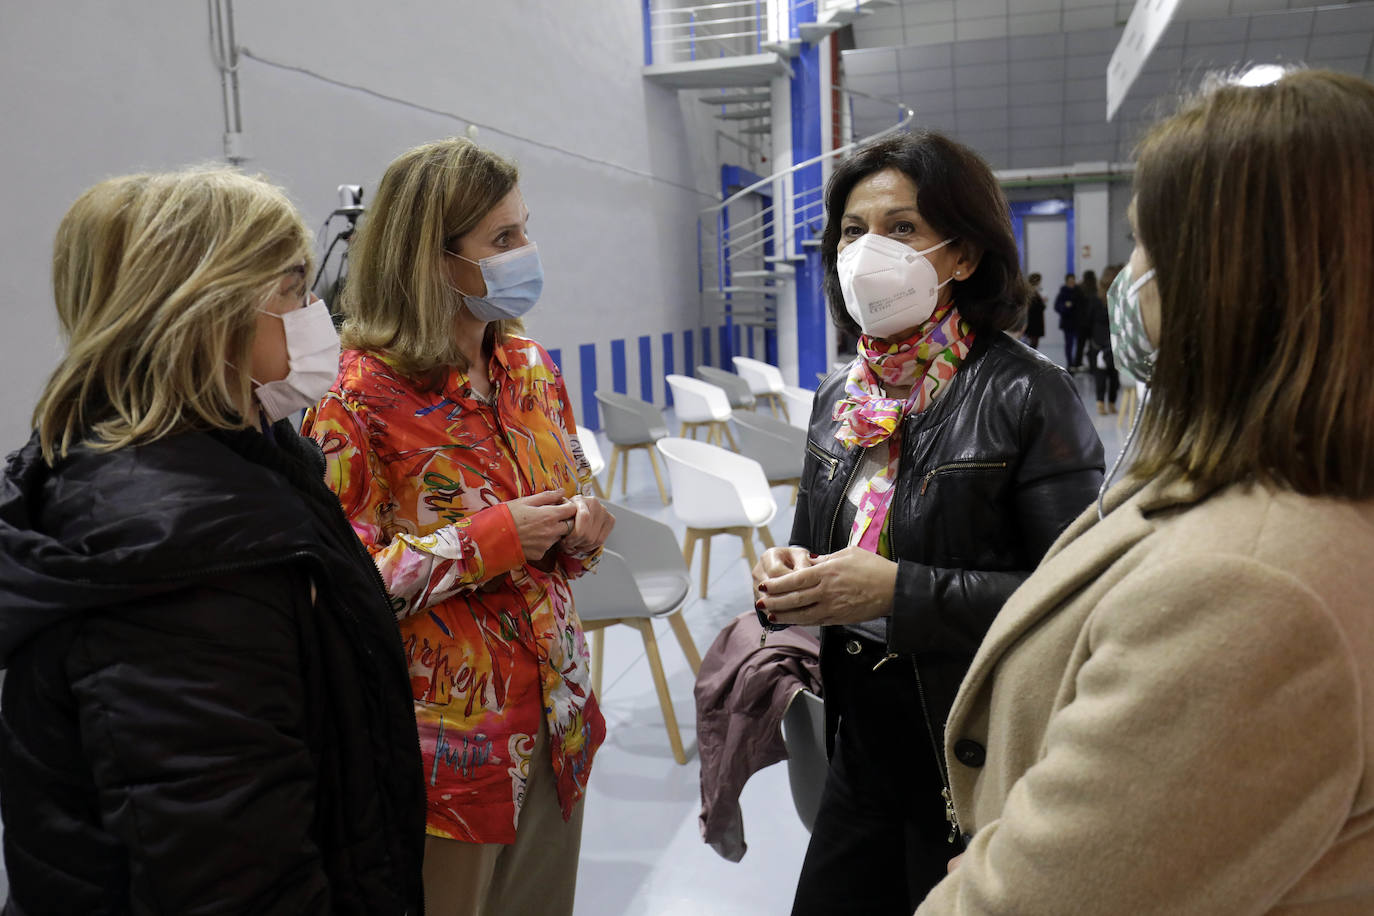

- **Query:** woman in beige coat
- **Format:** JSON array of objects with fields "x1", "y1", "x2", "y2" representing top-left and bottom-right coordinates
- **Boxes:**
[{"x1": 918, "y1": 68, "x2": 1374, "y2": 914}]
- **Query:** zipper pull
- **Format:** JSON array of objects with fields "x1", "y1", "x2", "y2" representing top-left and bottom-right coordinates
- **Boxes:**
[
  {"x1": 943, "y1": 786, "x2": 960, "y2": 843},
  {"x1": 921, "y1": 469, "x2": 936, "y2": 496},
  {"x1": 759, "y1": 629, "x2": 768, "y2": 648},
  {"x1": 871, "y1": 652, "x2": 899, "y2": 673}
]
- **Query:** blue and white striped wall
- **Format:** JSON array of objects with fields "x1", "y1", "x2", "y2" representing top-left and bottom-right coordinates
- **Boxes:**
[{"x1": 548, "y1": 324, "x2": 770, "y2": 430}]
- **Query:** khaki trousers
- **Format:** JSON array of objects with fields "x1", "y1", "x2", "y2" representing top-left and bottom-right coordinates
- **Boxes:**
[{"x1": 422, "y1": 720, "x2": 585, "y2": 916}]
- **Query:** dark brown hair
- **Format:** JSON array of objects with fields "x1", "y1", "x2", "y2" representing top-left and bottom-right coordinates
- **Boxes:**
[
  {"x1": 821, "y1": 131, "x2": 1025, "y2": 336},
  {"x1": 1132, "y1": 68, "x2": 1374, "y2": 497}
]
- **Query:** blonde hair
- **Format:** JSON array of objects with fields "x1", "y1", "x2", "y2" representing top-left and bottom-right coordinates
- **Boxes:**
[
  {"x1": 33, "y1": 167, "x2": 313, "y2": 462},
  {"x1": 340, "y1": 137, "x2": 523, "y2": 377},
  {"x1": 1132, "y1": 69, "x2": 1374, "y2": 497}
]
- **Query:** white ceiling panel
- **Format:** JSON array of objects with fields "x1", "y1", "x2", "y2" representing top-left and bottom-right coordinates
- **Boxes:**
[
  {"x1": 958, "y1": 16, "x2": 1012, "y2": 40},
  {"x1": 958, "y1": 36, "x2": 1015, "y2": 63},
  {"x1": 905, "y1": 22, "x2": 957, "y2": 45},
  {"x1": 841, "y1": 1, "x2": 1374, "y2": 170},
  {"x1": 957, "y1": 62, "x2": 1012, "y2": 87},
  {"x1": 963, "y1": 0, "x2": 1011, "y2": 19},
  {"x1": 1314, "y1": 4, "x2": 1374, "y2": 33},
  {"x1": 1012, "y1": 57, "x2": 1068, "y2": 81},
  {"x1": 1307, "y1": 32, "x2": 1374, "y2": 60},
  {"x1": 1245, "y1": 10, "x2": 1312, "y2": 40},
  {"x1": 1009, "y1": 11, "x2": 1064, "y2": 35},
  {"x1": 1010, "y1": 102, "x2": 1063, "y2": 126}
]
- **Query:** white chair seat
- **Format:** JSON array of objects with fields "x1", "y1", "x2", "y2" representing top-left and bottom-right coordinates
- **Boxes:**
[{"x1": 635, "y1": 572, "x2": 691, "y2": 615}]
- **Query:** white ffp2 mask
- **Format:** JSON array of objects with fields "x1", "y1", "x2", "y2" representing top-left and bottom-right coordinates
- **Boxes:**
[
  {"x1": 837, "y1": 234, "x2": 956, "y2": 338},
  {"x1": 253, "y1": 300, "x2": 341, "y2": 422}
]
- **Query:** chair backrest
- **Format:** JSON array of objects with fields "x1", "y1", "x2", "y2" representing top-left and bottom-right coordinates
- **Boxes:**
[
  {"x1": 568, "y1": 548, "x2": 647, "y2": 622},
  {"x1": 732, "y1": 412, "x2": 805, "y2": 480},
  {"x1": 594, "y1": 390, "x2": 667, "y2": 445},
  {"x1": 655, "y1": 437, "x2": 774, "y2": 529},
  {"x1": 664, "y1": 374, "x2": 732, "y2": 423},
  {"x1": 732, "y1": 356, "x2": 785, "y2": 395},
  {"x1": 780, "y1": 385, "x2": 816, "y2": 430},
  {"x1": 695, "y1": 366, "x2": 756, "y2": 410},
  {"x1": 781, "y1": 688, "x2": 827, "y2": 833},
  {"x1": 575, "y1": 425, "x2": 605, "y2": 477},
  {"x1": 602, "y1": 502, "x2": 688, "y2": 579}
]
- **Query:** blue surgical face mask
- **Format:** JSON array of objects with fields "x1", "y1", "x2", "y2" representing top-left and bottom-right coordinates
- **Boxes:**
[{"x1": 448, "y1": 242, "x2": 543, "y2": 321}]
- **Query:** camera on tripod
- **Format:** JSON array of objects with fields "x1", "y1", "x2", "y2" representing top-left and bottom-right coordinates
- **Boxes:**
[{"x1": 314, "y1": 184, "x2": 365, "y2": 309}]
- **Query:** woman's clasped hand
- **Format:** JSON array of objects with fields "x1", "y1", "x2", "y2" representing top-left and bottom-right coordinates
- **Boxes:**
[{"x1": 752, "y1": 546, "x2": 899, "y2": 627}]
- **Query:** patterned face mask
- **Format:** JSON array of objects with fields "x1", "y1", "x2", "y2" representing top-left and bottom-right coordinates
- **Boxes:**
[{"x1": 1107, "y1": 263, "x2": 1157, "y2": 383}]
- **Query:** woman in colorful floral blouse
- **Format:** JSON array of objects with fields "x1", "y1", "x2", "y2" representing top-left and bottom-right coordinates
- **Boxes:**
[{"x1": 303, "y1": 138, "x2": 613, "y2": 916}]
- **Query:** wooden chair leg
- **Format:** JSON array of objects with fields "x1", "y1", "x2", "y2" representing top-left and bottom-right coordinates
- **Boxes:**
[
  {"x1": 738, "y1": 527, "x2": 759, "y2": 570},
  {"x1": 721, "y1": 422, "x2": 739, "y2": 451},
  {"x1": 630, "y1": 618, "x2": 687, "y2": 765},
  {"x1": 767, "y1": 393, "x2": 782, "y2": 418},
  {"x1": 591, "y1": 477, "x2": 606, "y2": 499},
  {"x1": 790, "y1": 482, "x2": 799, "y2": 505},
  {"x1": 757, "y1": 525, "x2": 775, "y2": 550},
  {"x1": 680, "y1": 421, "x2": 689, "y2": 438},
  {"x1": 590, "y1": 626, "x2": 606, "y2": 696},
  {"x1": 681, "y1": 529, "x2": 697, "y2": 573},
  {"x1": 620, "y1": 447, "x2": 631, "y2": 496},
  {"x1": 666, "y1": 609, "x2": 702, "y2": 675},
  {"x1": 646, "y1": 447, "x2": 670, "y2": 505},
  {"x1": 699, "y1": 533, "x2": 712, "y2": 599},
  {"x1": 775, "y1": 393, "x2": 790, "y2": 422},
  {"x1": 605, "y1": 445, "x2": 622, "y2": 497}
]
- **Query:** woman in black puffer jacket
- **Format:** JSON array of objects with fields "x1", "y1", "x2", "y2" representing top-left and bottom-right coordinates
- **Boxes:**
[
  {"x1": 752, "y1": 132, "x2": 1103, "y2": 915},
  {"x1": 0, "y1": 169, "x2": 425, "y2": 915}
]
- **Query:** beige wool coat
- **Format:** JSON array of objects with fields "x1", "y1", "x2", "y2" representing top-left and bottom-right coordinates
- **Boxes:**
[{"x1": 916, "y1": 473, "x2": 1374, "y2": 915}]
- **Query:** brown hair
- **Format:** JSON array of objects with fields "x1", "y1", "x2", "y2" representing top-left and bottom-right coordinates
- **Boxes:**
[
  {"x1": 821, "y1": 131, "x2": 1026, "y2": 335},
  {"x1": 1132, "y1": 68, "x2": 1374, "y2": 497},
  {"x1": 34, "y1": 168, "x2": 312, "y2": 462},
  {"x1": 340, "y1": 138, "x2": 524, "y2": 376}
]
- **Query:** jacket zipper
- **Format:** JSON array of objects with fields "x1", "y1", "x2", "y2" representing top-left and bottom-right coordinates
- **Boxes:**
[
  {"x1": 806, "y1": 440, "x2": 842, "y2": 481},
  {"x1": 888, "y1": 478, "x2": 963, "y2": 845},
  {"x1": 919, "y1": 460, "x2": 1009, "y2": 496}
]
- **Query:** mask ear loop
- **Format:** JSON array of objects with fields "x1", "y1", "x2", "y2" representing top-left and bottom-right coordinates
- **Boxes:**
[{"x1": 1097, "y1": 382, "x2": 1150, "y2": 520}]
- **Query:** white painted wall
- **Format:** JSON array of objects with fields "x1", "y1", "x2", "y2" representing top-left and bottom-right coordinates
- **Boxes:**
[
  {"x1": 1072, "y1": 168, "x2": 1110, "y2": 279},
  {"x1": 0, "y1": 1, "x2": 720, "y2": 447},
  {"x1": 1024, "y1": 216, "x2": 1069, "y2": 292}
]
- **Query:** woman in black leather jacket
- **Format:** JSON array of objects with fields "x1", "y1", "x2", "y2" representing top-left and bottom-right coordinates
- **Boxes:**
[
  {"x1": 0, "y1": 169, "x2": 425, "y2": 914},
  {"x1": 753, "y1": 132, "x2": 1103, "y2": 915}
]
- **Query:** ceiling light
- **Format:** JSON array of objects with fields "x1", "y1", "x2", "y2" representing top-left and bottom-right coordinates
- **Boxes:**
[{"x1": 1238, "y1": 64, "x2": 1285, "y2": 88}]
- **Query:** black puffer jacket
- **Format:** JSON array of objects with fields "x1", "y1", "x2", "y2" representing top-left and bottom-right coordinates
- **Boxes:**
[
  {"x1": 0, "y1": 422, "x2": 425, "y2": 915},
  {"x1": 793, "y1": 332, "x2": 1103, "y2": 759}
]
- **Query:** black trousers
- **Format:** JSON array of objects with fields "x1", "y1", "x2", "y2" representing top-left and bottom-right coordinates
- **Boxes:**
[
  {"x1": 791, "y1": 636, "x2": 959, "y2": 916},
  {"x1": 1094, "y1": 348, "x2": 1120, "y2": 404},
  {"x1": 1063, "y1": 329, "x2": 1079, "y2": 367}
]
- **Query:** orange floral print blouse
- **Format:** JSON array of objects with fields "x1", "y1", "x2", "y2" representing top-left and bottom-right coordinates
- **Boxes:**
[{"x1": 302, "y1": 336, "x2": 605, "y2": 843}]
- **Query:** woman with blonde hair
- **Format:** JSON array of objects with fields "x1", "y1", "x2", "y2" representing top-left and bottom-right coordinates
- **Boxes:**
[
  {"x1": 0, "y1": 167, "x2": 425, "y2": 913},
  {"x1": 917, "y1": 68, "x2": 1374, "y2": 913},
  {"x1": 303, "y1": 138, "x2": 611, "y2": 916}
]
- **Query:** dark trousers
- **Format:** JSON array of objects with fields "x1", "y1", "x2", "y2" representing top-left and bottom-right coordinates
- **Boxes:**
[
  {"x1": 1094, "y1": 348, "x2": 1120, "y2": 404},
  {"x1": 791, "y1": 636, "x2": 958, "y2": 916},
  {"x1": 1063, "y1": 330, "x2": 1079, "y2": 367}
]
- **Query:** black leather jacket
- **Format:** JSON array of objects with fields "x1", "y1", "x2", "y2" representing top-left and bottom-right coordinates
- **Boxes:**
[{"x1": 792, "y1": 332, "x2": 1104, "y2": 758}]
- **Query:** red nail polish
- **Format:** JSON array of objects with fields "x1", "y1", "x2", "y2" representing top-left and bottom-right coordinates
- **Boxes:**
[
  {"x1": 758, "y1": 583, "x2": 768, "y2": 593},
  {"x1": 767, "y1": 613, "x2": 777, "y2": 623},
  {"x1": 809, "y1": 553, "x2": 818, "y2": 559},
  {"x1": 755, "y1": 600, "x2": 765, "y2": 611}
]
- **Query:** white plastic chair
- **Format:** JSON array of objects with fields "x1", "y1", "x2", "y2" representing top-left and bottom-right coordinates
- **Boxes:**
[
  {"x1": 665, "y1": 374, "x2": 738, "y2": 450},
  {"x1": 781, "y1": 688, "x2": 827, "y2": 832},
  {"x1": 574, "y1": 425, "x2": 607, "y2": 499},
  {"x1": 570, "y1": 503, "x2": 701, "y2": 765},
  {"x1": 733, "y1": 356, "x2": 788, "y2": 419},
  {"x1": 594, "y1": 390, "x2": 670, "y2": 505},
  {"x1": 780, "y1": 385, "x2": 816, "y2": 430},
  {"x1": 655, "y1": 437, "x2": 777, "y2": 599},
  {"x1": 733, "y1": 410, "x2": 805, "y2": 504}
]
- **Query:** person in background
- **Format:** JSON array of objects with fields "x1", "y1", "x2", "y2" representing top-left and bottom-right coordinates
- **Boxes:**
[
  {"x1": 1074, "y1": 268, "x2": 1099, "y2": 374},
  {"x1": 750, "y1": 131, "x2": 1103, "y2": 915},
  {"x1": 303, "y1": 137, "x2": 611, "y2": 916},
  {"x1": 1053, "y1": 272, "x2": 1084, "y2": 369},
  {"x1": 0, "y1": 168, "x2": 425, "y2": 914},
  {"x1": 918, "y1": 68, "x2": 1374, "y2": 915},
  {"x1": 1023, "y1": 272, "x2": 1046, "y2": 349},
  {"x1": 1088, "y1": 263, "x2": 1122, "y2": 414}
]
